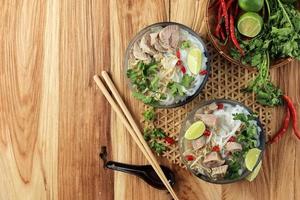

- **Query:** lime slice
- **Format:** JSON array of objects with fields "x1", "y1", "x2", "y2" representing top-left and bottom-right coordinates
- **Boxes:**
[
  {"x1": 237, "y1": 12, "x2": 263, "y2": 38},
  {"x1": 245, "y1": 148, "x2": 261, "y2": 171},
  {"x1": 184, "y1": 121, "x2": 206, "y2": 140},
  {"x1": 246, "y1": 160, "x2": 262, "y2": 181},
  {"x1": 187, "y1": 48, "x2": 203, "y2": 74},
  {"x1": 238, "y1": 0, "x2": 264, "y2": 12}
]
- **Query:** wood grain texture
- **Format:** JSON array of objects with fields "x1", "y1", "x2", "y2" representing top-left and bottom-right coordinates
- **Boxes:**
[{"x1": 0, "y1": 0, "x2": 299, "y2": 200}]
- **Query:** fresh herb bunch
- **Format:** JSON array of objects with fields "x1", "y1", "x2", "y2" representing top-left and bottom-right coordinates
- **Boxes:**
[
  {"x1": 231, "y1": 0, "x2": 299, "y2": 107},
  {"x1": 226, "y1": 113, "x2": 259, "y2": 179}
]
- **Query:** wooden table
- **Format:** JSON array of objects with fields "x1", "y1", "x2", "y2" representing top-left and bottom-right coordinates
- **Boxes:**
[{"x1": 0, "y1": 0, "x2": 299, "y2": 199}]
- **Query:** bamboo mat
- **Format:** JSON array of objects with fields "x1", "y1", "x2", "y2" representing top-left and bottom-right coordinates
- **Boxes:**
[{"x1": 140, "y1": 43, "x2": 272, "y2": 167}]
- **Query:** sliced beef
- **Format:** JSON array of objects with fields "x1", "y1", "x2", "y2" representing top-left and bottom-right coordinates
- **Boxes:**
[
  {"x1": 140, "y1": 32, "x2": 157, "y2": 55},
  {"x1": 211, "y1": 165, "x2": 228, "y2": 177},
  {"x1": 150, "y1": 32, "x2": 168, "y2": 52},
  {"x1": 225, "y1": 142, "x2": 242, "y2": 152},
  {"x1": 133, "y1": 41, "x2": 151, "y2": 61},
  {"x1": 158, "y1": 25, "x2": 180, "y2": 50},
  {"x1": 202, "y1": 152, "x2": 225, "y2": 168},
  {"x1": 194, "y1": 114, "x2": 217, "y2": 127},
  {"x1": 192, "y1": 136, "x2": 206, "y2": 150}
]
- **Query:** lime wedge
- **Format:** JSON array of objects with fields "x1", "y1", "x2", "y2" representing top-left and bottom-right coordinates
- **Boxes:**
[
  {"x1": 184, "y1": 121, "x2": 206, "y2": 140},
  {"x1": 245, "y1": 148, "x2": 261, "y2": 171},
  {"x1": 246, "y1": 160, "x2": 262, "y2": 181},
  {"x1": 187, "y1": 48, "x2": 203, "y2": 74},
  {"x1": 237, "y1": 12, "x2": 263, "y2": 38}
]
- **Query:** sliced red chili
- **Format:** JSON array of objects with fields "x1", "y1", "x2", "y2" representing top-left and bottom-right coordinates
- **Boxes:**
[
  {"x1": 217, "y1": 103, "x2": 224, "y2": 109},
  {"x1": 176, "y1": 50, "x2": 181, "y2": 59},
  {"x1": 228, "y1": 136, "x2": 236, "y2": 142},
  {"x1": 185, "y1": 155, "x2": 195, "y2": 161},
  {"x1": 165, "y1": 137, "x2": 175, "y2": 145},
  {"x1": 203, "y1": 129, "x2": 211, "y2": 137},
  {"x1": 176, "y1": 60, "x2": 182, "y2": 66},
  {"x1": 180, "y1": 65, "x2": 186, "y2": 74},
  {"x1": 212, "y1": 145, "x2": 220, "y2": 152},
  {"x1": 199, "y1": 69, "x2": 208, "y2": 75}
]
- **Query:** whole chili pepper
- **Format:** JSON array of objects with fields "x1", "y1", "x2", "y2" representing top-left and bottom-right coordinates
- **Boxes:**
[
  {"x1": 234, "y1": 1, "x2": 239, "y2": 17},
  {"x1": 209, "y1": 0, "x2": 220, "y2": 9},
  {"x1": 226, "y1": 0, "x2": 235, "y2": 10},
  {"x1": 220, "y1": 28, "x2": 226, "y2": 41},
  {"x1": 220, "y1": 0, "x2": 229, "y2": 36},
  {"x1": 229, "y1": 13, "x2": 244, "y2": 56},
  {"x1": 283, "y1": 95, "x2": 300, "y2": 140},
  {"x1": 268, "y1": 105, "x2": 290, "y2": 144},
  {"x1": 215, "y1": 5, "x2": 223, "y2": 38}
]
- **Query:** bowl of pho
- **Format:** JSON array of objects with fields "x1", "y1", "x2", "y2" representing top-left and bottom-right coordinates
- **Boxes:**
[
  {"x1": 179, "y1": 99, "x2": 265, "y2": 184},
  {"x1": 125, "y1": 22, "x2": 210, "y2": 108}
]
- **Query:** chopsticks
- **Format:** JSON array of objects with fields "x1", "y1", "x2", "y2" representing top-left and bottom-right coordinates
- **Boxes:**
[{"x1": 94, "y1": 72, "x2": 179, "y2": 200}]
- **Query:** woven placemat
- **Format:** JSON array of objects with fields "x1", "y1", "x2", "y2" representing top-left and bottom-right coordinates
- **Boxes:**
[{"x1": 139, "y1": 43, "x2": 272, "y2": 167}]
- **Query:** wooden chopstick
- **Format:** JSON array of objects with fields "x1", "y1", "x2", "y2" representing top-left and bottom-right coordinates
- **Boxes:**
[
  {"x1": 94, "y1": 74, "x2": 179, "y2": 200},
  {"x1": 101, "y1": 71, "x2": 179, "y2": 197}
]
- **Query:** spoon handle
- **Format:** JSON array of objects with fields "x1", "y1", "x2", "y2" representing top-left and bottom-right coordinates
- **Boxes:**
[{"x1": 105, "y1": 161, "x2": 145, "y2": 175}]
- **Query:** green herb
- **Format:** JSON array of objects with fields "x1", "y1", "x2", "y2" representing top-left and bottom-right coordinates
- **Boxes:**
[
  {"x1": 225, "y1": 151, "x2": 243, "y2": 179},
  {"x1": 132, "y1": 92, "x2": 156, "y2": 104},
  {"x1": 181, "y1": 74, "x2": 195, "y2": 88},
  {"x1": 233, "y1": 113, "x2": 259, "y2": 152},
  {"x1": 150, "y1": 140, "x2": 166, "y2": 154},
  {"x1": 168, "y1": 82, "x2": 184, "y2": 96},
  {"x1": 143, "y1": 107, "x2": 156, "y2": 121},
  {"x1": 180, "y1": 40, "x2": 191, "y2": 49},
  {"x1": 230, "y1": 0, "x2": 299, "y2": 107},
  {"x1": 143, "y1": 128, "x2": 166, "y2": 140}
]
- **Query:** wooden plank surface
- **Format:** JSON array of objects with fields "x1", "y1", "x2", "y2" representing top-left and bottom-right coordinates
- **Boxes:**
[{"x1": 0, "y1": 0, "x2": 299, "y2": 200}]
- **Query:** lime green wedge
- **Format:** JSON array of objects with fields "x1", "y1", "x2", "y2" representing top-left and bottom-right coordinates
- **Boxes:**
[
  {"x1": 245, "y1": 148, "x2": 261, "y2": 171},
  {"x1": 187, "y1": 48, "x2": 203, "y2": 74},
  {"x1": 246, "y1": 160, "x2": 262, "y2": 181},
  {"x1": 184, "y1": 121, "x2": 206, "y2": 140},
  {"x1": 237, "y1": 12, "x2": 263, "y2": 38}
]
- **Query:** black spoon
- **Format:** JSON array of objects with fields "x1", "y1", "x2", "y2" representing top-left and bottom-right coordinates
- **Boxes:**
[{"x1": 100, "y1": 146, "x2": 176, "y2": 190}]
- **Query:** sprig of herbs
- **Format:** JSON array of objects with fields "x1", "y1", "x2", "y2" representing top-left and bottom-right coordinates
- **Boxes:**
[
  {"x1": 230, "y1": 0, "x2": 299, "y2": 107},
  {"x1": 142, "y1": 107, "x2": 156, "y2": 121},
  {"x1": 226, "y1": 113, "x2": 260, "y2": 179}
]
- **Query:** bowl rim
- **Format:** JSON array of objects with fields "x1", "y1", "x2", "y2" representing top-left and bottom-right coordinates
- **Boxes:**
[
  {"x1": 179, "y1": 98, "x2": 266, "y2": 184},
  {"x1": 205, "y1": 0, "x2": 293, "y2": 70},
  {"x1": 124, "y1": 21, "x2": 211, "y2": 108}
]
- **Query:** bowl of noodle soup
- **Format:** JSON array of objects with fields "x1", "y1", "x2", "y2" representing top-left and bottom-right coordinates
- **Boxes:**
[{"x1": 125, "y1": 22, "x2": 210, "y2": 108}]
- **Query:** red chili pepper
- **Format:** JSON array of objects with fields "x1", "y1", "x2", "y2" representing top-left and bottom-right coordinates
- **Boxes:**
[
  {"x1": 226, "y1": 0, "x2": 234, "y2": 10},
  {"x1": 180, "y1": 65, "x2": 186, "y2": 74},
  {"x1": 215, "y1": 5, "x2": 223, "y2": 38},
  {"x1": 176, "y1": 60, "x2": 182, "y2": 66},
  {"x1": 217, "y1": 103, "x2": 224, "y2": 109},
  {"x1": 209, "y1": 0, "x2": 220, "y2": 9},
  {"x1": 185, "y1": 155, "x2": 195, "y2": 161},
  {"x1": 165, "y1": 137, "x2": 175, "y2": 145},
  {"x1": 199, "y1": 69, "x2": 208, "y2": 75},
  {"x1": 220, "y1": 28, "x2": 226, "y2": 41},
  {"x1": 176, "y1": 50, "x2": 181, "y2": 59},
  {"x1": 228, "y1": 136, "x2": 236, "y2": 142},
  {"x1": 229, "y1": 13, "x2": 244, "y2": 56},
  {"x1": 203, "y1": 129, "x2": 211, "y2": 137},
  {"x1": 268, "y1": 105, "x2": 290, "y2": 144},
  {"x1": 234, "y1": 1, "x2": 239, "y2": 17},
  {"x1": 212, "y1": 145, "x2": 220, "y2": 152},
  {"x1": 220, "y1": 0, "x2": 229, "y2": 36},
  {"x1": 283, "y1": 95, "x2": 300, "y2": 140}
]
